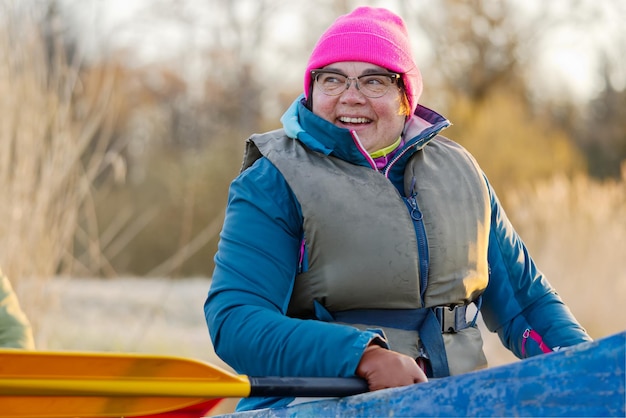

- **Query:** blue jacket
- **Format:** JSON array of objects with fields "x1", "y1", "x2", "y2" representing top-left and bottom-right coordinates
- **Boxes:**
[{"x1": 204, "y1": 97, "x2": 591, "y2": 411}]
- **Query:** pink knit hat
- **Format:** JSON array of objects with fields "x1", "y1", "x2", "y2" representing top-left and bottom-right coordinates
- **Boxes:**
[{"x1": 304, "y1": 6, "x2": 423, "y2": 114}]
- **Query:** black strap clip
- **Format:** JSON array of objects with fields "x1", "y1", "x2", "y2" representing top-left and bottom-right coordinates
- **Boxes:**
[{"x1": 433, "y1": 305, "x2": 469, "y2": 333}]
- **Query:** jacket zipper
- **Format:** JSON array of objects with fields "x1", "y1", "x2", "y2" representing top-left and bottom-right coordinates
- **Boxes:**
[{"x1": 350, "y1": 130, "x2": 376, "y2": 169}]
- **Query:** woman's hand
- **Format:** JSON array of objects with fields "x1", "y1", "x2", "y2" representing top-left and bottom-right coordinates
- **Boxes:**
[{"x1": 356, "y1": 344, "x2": 428, "y2": 391}]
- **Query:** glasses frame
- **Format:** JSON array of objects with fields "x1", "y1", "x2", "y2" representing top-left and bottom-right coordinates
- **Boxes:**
[{"x1": 310, "y1": 69, "x2": 402, "y2": 98}]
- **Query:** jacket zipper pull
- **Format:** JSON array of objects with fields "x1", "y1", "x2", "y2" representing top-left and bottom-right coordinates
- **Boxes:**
[{"x1": 522, "y1": 328, "x2": 554, "y2": 357}]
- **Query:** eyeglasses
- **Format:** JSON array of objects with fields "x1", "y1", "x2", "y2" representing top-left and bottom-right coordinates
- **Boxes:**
[{"x1": 310, "y1": 69, "x2": 401, "y2": 98}]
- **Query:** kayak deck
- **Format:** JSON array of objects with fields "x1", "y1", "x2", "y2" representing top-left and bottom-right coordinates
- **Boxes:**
[{"x1": 223, "y1": 331, "x2": 625, "y2": 417}]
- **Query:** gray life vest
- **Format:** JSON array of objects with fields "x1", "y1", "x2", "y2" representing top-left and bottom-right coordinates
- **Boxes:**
[{"x1": 242, "y1": 129, "x2": 491, "y2": 376}]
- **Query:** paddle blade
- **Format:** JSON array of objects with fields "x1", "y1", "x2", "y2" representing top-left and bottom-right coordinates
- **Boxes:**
[
  {"x1": 0, "y1": 349, "x2": 248, "y2": 417},
  {"x1": 0, "y1": 349, "x2": 369, "y2": 417}
]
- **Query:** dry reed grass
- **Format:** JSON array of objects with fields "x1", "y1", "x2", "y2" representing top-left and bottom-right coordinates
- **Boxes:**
[
  {"x1": 480, "y1": 168, "x2": 626, "y2": 365},
  {"x1": 0, "y1": 5, "x2": 118, "y2": 327},
  {"x1": 506, "y1": 167, "x2": 626, "y2": 339}
]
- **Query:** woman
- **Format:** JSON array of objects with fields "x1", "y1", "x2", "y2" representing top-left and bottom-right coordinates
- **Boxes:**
[{"x1": 204, "y1": 6, "x2": 591, "y2": 411}]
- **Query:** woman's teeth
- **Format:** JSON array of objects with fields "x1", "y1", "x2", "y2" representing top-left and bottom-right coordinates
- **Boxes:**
[{"x1": 339, "y1": 117, "x2": 370, "y2": 124}]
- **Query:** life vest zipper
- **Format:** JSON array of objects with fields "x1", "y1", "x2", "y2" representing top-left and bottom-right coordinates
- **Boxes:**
[
  {"x1": 405, "y1": 184, "x2": 429, "y2": 304},
  {"x1": 382, "y1": 132, "x2": 438, "y2": 178}
]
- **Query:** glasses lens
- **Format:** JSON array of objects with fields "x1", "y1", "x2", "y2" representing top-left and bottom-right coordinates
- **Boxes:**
[
  {"x1": 315, "y1": 72, "x2": 347, "y2": 96},
  {"x1": 359, "y1": 74, "x2": 394, "y2": 97},
  {"x1": 358, "y1": 75, "x2": 395, "y2": 98}
]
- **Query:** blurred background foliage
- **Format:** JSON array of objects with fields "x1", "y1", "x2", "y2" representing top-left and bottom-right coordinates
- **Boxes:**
[{"x1": 0, "y1": 0, "x2": 625, "y2": 281}]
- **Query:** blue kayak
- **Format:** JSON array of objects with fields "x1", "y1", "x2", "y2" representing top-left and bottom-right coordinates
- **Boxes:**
[{"x1": 225, "y1": 331, "x2": 625, "y2": 417}]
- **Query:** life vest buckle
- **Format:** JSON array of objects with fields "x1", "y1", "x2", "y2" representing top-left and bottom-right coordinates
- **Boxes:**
[{"x1": 433, "y1": 305, "x2": 468, "y2": 333}]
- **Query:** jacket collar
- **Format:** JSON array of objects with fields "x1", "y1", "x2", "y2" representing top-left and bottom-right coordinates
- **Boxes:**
[{"x1": 280, "y1": 95, "x2": 451, "y2": 169}]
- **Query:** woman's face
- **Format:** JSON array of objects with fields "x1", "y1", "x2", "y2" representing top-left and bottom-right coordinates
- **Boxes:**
[{"x1": 311, "y1": 61, "x2": 407, "y2": 153}]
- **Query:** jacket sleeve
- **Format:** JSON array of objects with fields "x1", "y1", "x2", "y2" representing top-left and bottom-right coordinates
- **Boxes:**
[
  {"x1": 204, "y1": 157, "x2": 381, "y2": 378},
  {"x1": 0, "y1": 272, "x2": 35, "y2": 349},
  {"x1": 479, "y1": 178, "x2": 591, "y2": 359}
]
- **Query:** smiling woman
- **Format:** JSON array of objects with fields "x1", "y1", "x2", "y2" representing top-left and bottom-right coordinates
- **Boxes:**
[{"x1": 204, "y1": 5, "x2": 590, "y2": 414}]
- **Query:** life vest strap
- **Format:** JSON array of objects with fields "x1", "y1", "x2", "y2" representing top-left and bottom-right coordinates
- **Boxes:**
[{"x1": 313, "y1": 301, "x2": 480, "y2": 378}]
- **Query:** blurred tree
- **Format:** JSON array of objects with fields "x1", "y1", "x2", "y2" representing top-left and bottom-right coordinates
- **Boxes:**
[
  {"x1": 69, "y1": 63, "x2": 184, "y2": 276},
  {"x1": 90, "y1": 0, "x2": 285, "y2": 276},
  {"x1": 393, "y1": 0, "x2": 592, "y2": 192},
  {"x1": 575, "y1": 61, "x2": 626, "y2": 179},
  {"x1": 445, "y1": 90, "x2": 586, "y2": 193},
  {"x1": 400, "y1": 0, "x2": 532, "y2": 103}
]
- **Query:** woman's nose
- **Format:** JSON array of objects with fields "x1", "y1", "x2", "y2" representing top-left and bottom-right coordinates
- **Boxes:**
[{"x1": 340, "y1": 81, "x2": 367, "y2": 102}]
